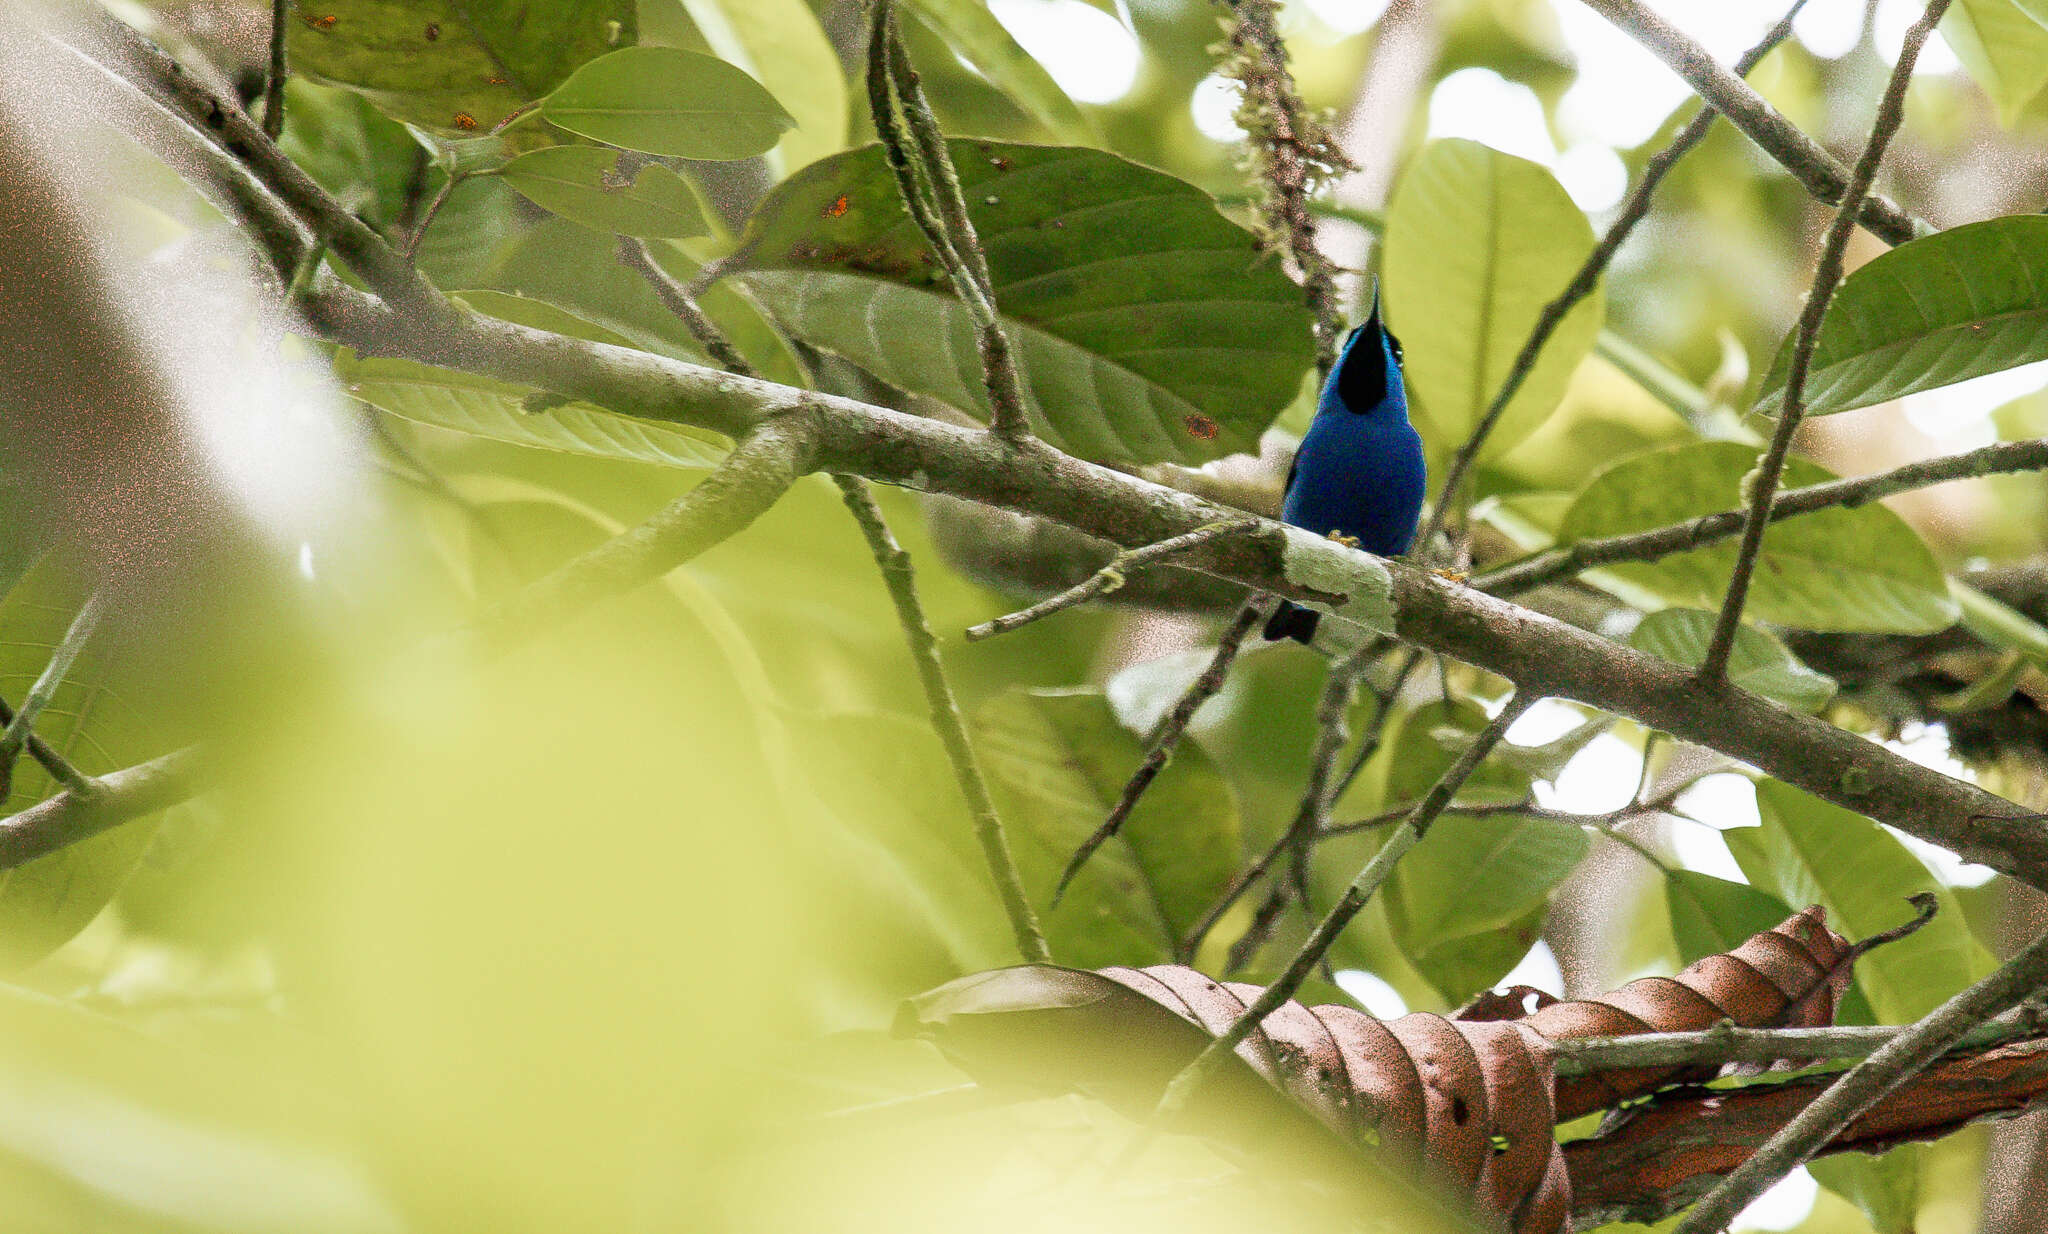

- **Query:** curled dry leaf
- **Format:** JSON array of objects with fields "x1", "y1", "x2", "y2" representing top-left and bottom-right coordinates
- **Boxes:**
[
  {"x1": 1514, "y1": 905, "x2": 1856, "y2": 1120},
  {"x1": 901, "y1": 908, "x2": 1863, "y2": 1234}
]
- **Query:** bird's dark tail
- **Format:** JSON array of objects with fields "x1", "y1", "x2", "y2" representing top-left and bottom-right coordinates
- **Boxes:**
[{"x1": 1262, "y1": 600, "x2": 1321, "y2": 644}]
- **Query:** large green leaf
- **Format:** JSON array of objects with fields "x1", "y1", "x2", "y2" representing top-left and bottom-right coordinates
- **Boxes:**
[
  {"x1": 1387, "y1": 816, "x2": 1589, "y2": 1005},
  {"x1": 1662, "y1": 869, "x2": 1796, "y2": 964},
  {"x1": 1629, "y1": 608, "x2": 1836, "y2": 712},
  {"x1": 540, "y1": 47, "x2": 793, "y2": 159},
  {"x1": 899, "y1": 0, "x2": 1094, "y2": 141},
  {"x1": 976, "y1": 688, "x2": 1241, "y2": 967},
  {"x1": 658, "y1": 0, "x2": 849, "y2": 171},
  {"x1": 1557, "y1": 442, "x2": 1959, "y2": 634},
  {"x1": 1755, "y1": 216, "x2": 2048, "y2": 416},
  {"x1": 0, "y1": 555, "x2": 164, "y2": 969},
  {"x1": 495, "y1": 146, "x2": 709, "y2": 236},
  {"x1": 288, "y1": 0, "x2": 633, "y2": 136},
  {"x1": 731, "y1": 141, "x2": 1314, "y2": 464},
  {"x1": 1943, "y1": 0, "x2": 2048, "y2": 125},
  {"x1": 1727, "y1": 780, "x2": 1992, "y2": 1023},
  {"x1": 1382, "y1": 139, "x2": 1604, "y2": 463}
]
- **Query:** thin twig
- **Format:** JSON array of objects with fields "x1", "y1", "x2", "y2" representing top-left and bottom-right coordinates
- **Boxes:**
[
  {"x1": 1417, "y1": 0, "x2": 1810, "y2": 552},
  {"x1": 401, "y1": 171, "x2": 468, "y2": 263},
  {"x1": 966, "y1": 520, "x2": 1261, "y2": 642},
  {"x1": 1671, "y1": 916, "x2": 2048, "y2": 1234},
  {"x1": 1575, "y1": 0, "x2": 1923, "y2": 245},
  {"x1": 1213, "y1": 0, "x2": 1353, "y2": 374},
  {"x1": 0, "y1": 592, "x2": 103, "y2": 797},
  {"x1": 1053, "y1": 594, "x2": 1279, "y2": 905},
  {"x1": 835, "y1": 477, "x2": 1051, "y2": 963},
  {"x1": 1147, "y1": 691, "x2": 1537, "y2": 1128},
  {"x1": 0, "y1": 693, "x2": 91, "y2": 800},
  {"x1": 0, "y1": 747, "x2": 198, "y2": 870},
  {"x1": 1477, "y1": 437, "x2": 2048, "y2": 596},
  {"x1": 617, "y1": 237, "x2": 758, "y2": 376},
  {"x1": 617, "y1": 230, "x2": 1049, "y2": 963},
  {"x1": 867, "y1": 1, "x2": 1033, "y2": 440},
  {"x1": 1330, "y1": 645, "x2": 1420, "y2": 801},
  {"x1": 1552, "y1": 1003, "x2": 2048, "y2": 1076},
  {"x1": 261, "y1": 0, "x2": 286, "y2": 140},
  {"x1": 1698, "y1": 0, "x2": 1950, "y2": 682}
]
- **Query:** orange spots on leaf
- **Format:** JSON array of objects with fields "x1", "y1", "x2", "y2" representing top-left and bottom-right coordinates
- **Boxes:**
[
  {"x1": 1184, "y1": 413, "x2": 1220, "y2": 440},
  {"x1": 304, "y1": 13, "x2": 338, "y2": 30},
  {"x1": 452, "y1": 112, "x2": 479, "y2": 131},
  {"x1": 424, "y1": 22, "x2": 440, "y2": 39},
  {"x1": 824, "y1": 193, "x2": 851, "y2": 219}
]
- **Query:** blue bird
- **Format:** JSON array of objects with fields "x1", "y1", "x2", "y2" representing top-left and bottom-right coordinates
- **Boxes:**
[{"x1": 1263, "y1": 294, "x2": 1427, "y2": 644}]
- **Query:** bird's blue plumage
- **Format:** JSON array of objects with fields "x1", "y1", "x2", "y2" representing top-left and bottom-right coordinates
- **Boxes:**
[{"x1": 1265, "y1": 296, "x2": 1427, "y2": 644}]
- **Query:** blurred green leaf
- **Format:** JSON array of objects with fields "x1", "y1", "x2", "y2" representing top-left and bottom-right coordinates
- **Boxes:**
[
  {"x1": 1558, "y1": 442, "x2": 1959, "y2": 634},
  {"x1": 1383, "y1": 139, "x2": 1604, "y2": 463},
  {"x1": 0, "y1": 555, "x2": 162, "y2": 970},
  {"x1": 976, "y1": 688, "x2": 1241, "y2": 966},
  {"x1": 1943, "y1": 0, "x2": 2048, "y2": 125},
  {"x1": 899, "y1": 0, "x2": 1094, "y2": 141},
  {"x1": 1629, "y1": 608, "x2": 1836, "y2": 712},
  {"x1": 1810, "y1": 1146, "x2": 1923, "y2": 1234},
  {"x1": 496, "y1": 147, "x2": 709, "y2": 236},
  {"x1": 288, "y1": 0, "x2": 632, "y2": 136},
  {"x1": 540, "y1": 47, "x2": 793, "y2": 159},
  {"x1": 1728, "y1": 780, "x2": 1992, "y2": 1023},
  {"x1": 665, "y1": 0, "x2": 849, "y2": 170},
  {"x1": 1662, "y1": 869, "x2": 1796, "y2": 964},
  {"x1": 731, "y1": 141, "x2": 1314, "y2": 464},
  {"x1": 1756, "y1": 216, "x2": 2048, "y2": 416}
]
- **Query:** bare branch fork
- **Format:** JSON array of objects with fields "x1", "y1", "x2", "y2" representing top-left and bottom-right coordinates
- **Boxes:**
[
  {"x1": 1418, "y1": 0, "x2": 1810, "y2": 553},
  {"x1": 0, "y1": 592, "x2": 103, "y2": 798},
  {"x1": 965, "y1": 520, "x2": 1261, "y2": 642},
  {"x1": 1698, "y1": 0, "x2": 1952, "y2": 682}
]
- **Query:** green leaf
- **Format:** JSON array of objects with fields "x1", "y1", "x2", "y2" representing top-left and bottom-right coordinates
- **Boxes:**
[
  {"x1": 1662, "y1": 869, "x2": 1796, "y2": 964},
  {"x1": 1755, "y1": 216, "x2": 2048, "y2": 417},
  {"x1": 1943, "y1": 0, "x2": 2048, "y2": 125},
  {"x1": 0, "y1": 555, "x2": 164, "y2": 970},
  {"x1": 1382, "y1": 139, "x2": 1604, "y2": 462},
  {"x1": 1810, "y1": 1147, "x2": 1923, "y2": 1234},
  {"x1": 496, "y1": 146, "x2": 709, "y2": 236},
  {"x1": 899, "y1": 0, "x2": 1094, "y2": 141},
  {"x1": 975, "y1": 689, "x2": 1241, "y2": 966},
  {"x1": 666, "y1": 0, "x2": 849, "y2": 170},
  {"x1": 1728, "y1": 780, "x2": 1992, "y2": 1023},
  {"x1": 540, "y1": 46, "x2": 793, "y2": 159},
  {"x1": 1629, "y1": 608, "x2": 1836, "y2": 712},
  {"x1": 1387, "y1": 817, "x2": 1589, "y2": 1005},
  {"x1": 337, "y1": 352, "x2": 732, "y2": 469},
  {"x1": 732, "y1": 141, "x2": 1314, "y2": 464},
  {"x1": 288, "y1": 0, "x2": 634, "y2": 137},
  {"x1": 1557, "y1": 442, "x2": 1959, "y2": 634}
]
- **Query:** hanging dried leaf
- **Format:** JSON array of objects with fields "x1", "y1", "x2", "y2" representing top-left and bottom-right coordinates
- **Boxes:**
[
  {"x1": 1513, "y1": 905, "x2": 1856, "y2": 1120},
  {"x1": 900, "y1": 908, "x2": 1864, "y2": 1234}
]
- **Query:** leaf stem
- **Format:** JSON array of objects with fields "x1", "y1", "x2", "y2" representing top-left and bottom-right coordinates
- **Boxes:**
[
  {"x1": 0, "y1": 591, "x2": 103, "y2": 798},
  {"x1": 1698, "y1": 0, "x2": 1950, "y2": 682},
  {"x1": 965, "y1": 520, "x2": 1261, "y2": 642}
]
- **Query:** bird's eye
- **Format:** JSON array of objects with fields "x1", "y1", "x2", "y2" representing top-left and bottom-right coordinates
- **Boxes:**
[{"x1": 1386, "y1": 330, "x2": 1405, "y2": 364}]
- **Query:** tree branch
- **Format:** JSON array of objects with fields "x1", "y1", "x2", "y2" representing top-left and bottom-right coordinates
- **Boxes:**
[
  {"x1": 471, "y1": 417, "x2": 815, "y2": 651},
  {"x1": 1575, "y1": 0, "x2": 1924, "y2": 245},
  {"x1": 1475, "y1": 437, "x2": 2048, "y2": 597},
  {"x1": 0, "y1": 747, "x2": 201, "y2": 870},
  {"x1": 1419, "y1": 0, "x2": 1809, "y2": 552},
  {"x1": 294, "y1": 283, "x2": 2048, "y2": 895},
  {"x1": 1672, "y1": 916, "x2": 2048, "y2": 1233},
  {"x1": 1699, "y1": 0, "x2": 1950, "y2": 681},
  {"x1": 1551, "y1": 1006, "x2": 2048, "y2": 1076},
  {"x1": 261, "y1": 0, "x2": 286, "y2": 140},
  {"x1": 0, "y1": 592, "x2": 102, "y2": 797},
  {"x1": 965, "y1": 519, "x2": 1261, "y2": 642}
]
